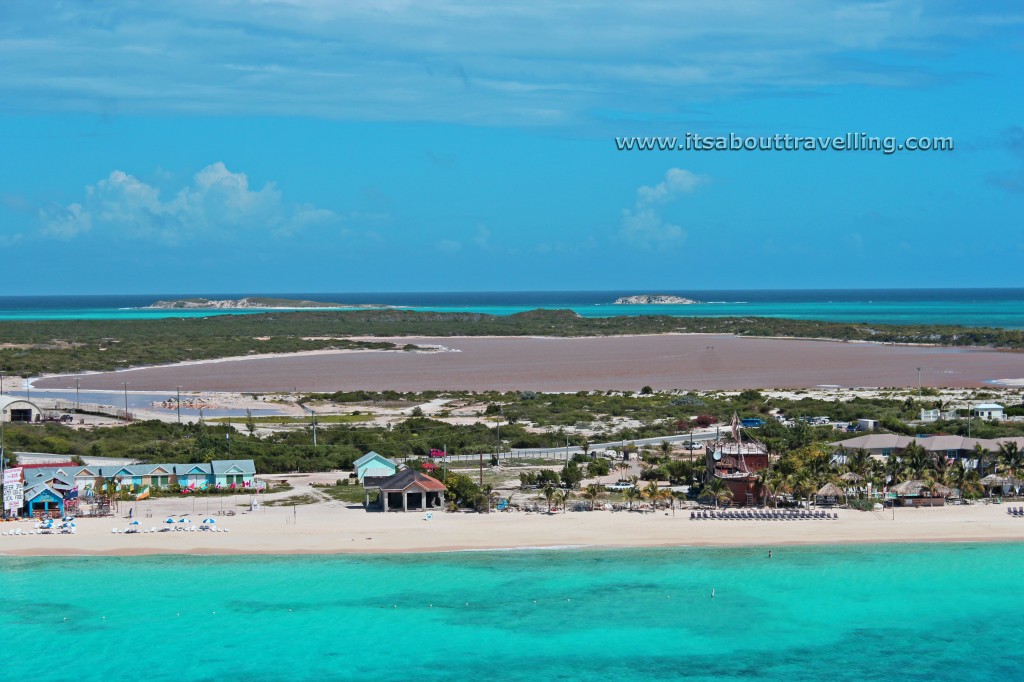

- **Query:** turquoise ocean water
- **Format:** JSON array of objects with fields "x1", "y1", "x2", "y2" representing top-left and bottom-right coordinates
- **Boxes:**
[
  {"x1": 2, "y1": 289, "x2": 1023, "y2": 328},
  {"x1": 3, "y1": 543, "x2": 1022, "y2": 681}
]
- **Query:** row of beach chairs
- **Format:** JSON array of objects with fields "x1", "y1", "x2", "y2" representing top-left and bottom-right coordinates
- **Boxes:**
[
  {"x1": 112, "y1": 526, "x2": 231, "y2": 533},
  {"x1": 1007, "y1": 507, "x2": 1024, "y2": 517},
  {"x1": 691, "y1": 509, "x2": 838, "y2": 521}
]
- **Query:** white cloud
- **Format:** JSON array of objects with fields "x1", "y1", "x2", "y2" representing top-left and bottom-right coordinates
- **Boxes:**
[
  {"x1": 0, "y1": 1, "x2": 1013, "y2": 127},
  {"x1": 38, "y1": 163, "x2": 339, "y2": 243},
  {"x1": 40, "y1": 203, "x2": 92, "y2": 239},
  {"x1": 635, "y1": 168, "x2": 704, "y2": 207},
  {"x1": 619, "y1": 168, "x2": 705, "y2": 248}
]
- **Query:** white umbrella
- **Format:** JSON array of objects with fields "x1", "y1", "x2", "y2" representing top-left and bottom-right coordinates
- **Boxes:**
[{"x1": 202, "y1": 518, "x2": 216, "y2": 524}]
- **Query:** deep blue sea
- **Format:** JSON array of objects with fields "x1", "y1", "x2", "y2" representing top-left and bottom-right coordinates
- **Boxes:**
[
  {"x1": 1, "y1": 289, "x2": 1024, "y2": 328},
  {"x1": 1, "y1": 543, "x2": 1022, "y2": 682}
]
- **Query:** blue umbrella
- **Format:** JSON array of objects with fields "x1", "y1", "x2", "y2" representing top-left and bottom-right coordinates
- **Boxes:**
[
  {"x1": 180, "y1": 518, "x2": 191, "y2": 523},
  {"x1": 129, "y1": 520, "x2": 140, "y2": 525},
  {"x1": 202, "y1": 518, "x2": 216, "y2": 524},
  {"x1": 165, "y1": 518, "x2": 175, "y2": 523}
]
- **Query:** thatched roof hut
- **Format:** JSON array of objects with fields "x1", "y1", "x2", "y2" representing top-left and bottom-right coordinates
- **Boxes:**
[
  {"x1": 890, "y1": 480, "x2": 953, "y2": 497},
  {"x1": 891, "y1": 480, "x2": 928, "y2": 496},
  {"x1": 839, "y1": 472, "x2": 864, "y2": 483},
  {"x1": 816, "y1": 482, "x2": 846, "y2": 499},
  {"x1": 980, "y1": 474, "x2": 1009, "y2": 487}
]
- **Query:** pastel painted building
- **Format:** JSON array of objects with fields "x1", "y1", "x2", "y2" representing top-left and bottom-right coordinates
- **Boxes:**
[
  {"x1": 354, "y1": 451, "x2": 397, "y2": 483},
  {"x1": 28, "y1": 460, "x2": 259, "y2": 496},
  {"x1": 23, "y1": 484, "x2": 65, "y2": 517}
]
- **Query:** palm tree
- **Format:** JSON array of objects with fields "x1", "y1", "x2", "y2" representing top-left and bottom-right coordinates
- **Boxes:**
[
  {"x1": 974, "y1": 443, "x2": 995, "y2": 477},
  {"x1": 846, "y1": 448, "x2": 872, "y2": 478},
  {"x1": 901, "y1": 441, "x2": 932, "y2": 480},
  {"x1": 642, "y1": 480, "x2": 661, "y2": 511},
  {"x1": 701, "y1": 478, "x2": 733, "y2": 508},
  {"x1": 755, "y1": 467, "x2": 777, "y2": 507},
  {"x1": 947, "y1": 459, "x2": 983, "y2": 499},
  {"x1": 787, "y1": 471, "x2": 814, "y2": 508},
  {"x1": 624, "y1": 486, "x2": 642, "y2": 510},
  {"x1": 578, "y1": 484, "x2": 604, "y2": 511},
  {"x1": 539, "y1": 485, "x2": 556, "y2": 513},
  {"x1": 883, "y1": 452, "x2": 904, "y2": 486},
  {"x1": 615, "y1": 460, "x2": 631, "y2": 482},
  {"x1": 554, "y1": 489, "x2": 572, "y2": 513},
  {"x1": 481, "y1": 484, "x2": 496, "y2": 512},
  {"x1": 998, "y1": 442, "x2": 1023, "y2": 479},
  {"x1": 103, "y1": 477, "x2": 120, "y2": 513},
  {"x1": 659, "y1": 440, "x2": 672, "y2": 459}
]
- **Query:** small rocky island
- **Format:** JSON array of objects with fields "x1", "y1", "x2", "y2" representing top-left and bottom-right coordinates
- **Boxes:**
[
  {"x1": 146, "y1": 297, "x2": 389, "y2": 310},
  {"x1": 613, "y1": 294, "x2": 699, "y2": 305}
]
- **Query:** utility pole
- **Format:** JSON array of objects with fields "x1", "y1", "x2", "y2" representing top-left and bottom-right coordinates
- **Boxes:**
[
  {"x1": 176, "y1": 387, "x2": 181, "y2": 423},
  {"x1": 917, "y1": 367, "x2": 922, "y2": 399},
  {"x1": 75, "y1": 378, "x2": 80, "y2": 412},
  {"x1": 123, "y1": 381, "x2": 129, "y2": 422},
  {"x1": 311, "y1": 410, "x2": 317, "y2": 447}
]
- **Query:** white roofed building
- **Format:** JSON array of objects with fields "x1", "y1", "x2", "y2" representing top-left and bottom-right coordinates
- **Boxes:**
[
  {"x1": 0, "y1": 395, "x2": 42, "y2": 423},
  {"x1": 971, "y1": 404, "x2": 1004, "y2": 421}
]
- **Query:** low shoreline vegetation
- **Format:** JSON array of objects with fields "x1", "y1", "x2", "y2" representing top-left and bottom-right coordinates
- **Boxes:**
[
  {"x1": 3, "y1": 389, "x2": 1022, "y2": 475},
  {"x1": 1, "y1": 308, "x2": 1023, "y2": 375}
]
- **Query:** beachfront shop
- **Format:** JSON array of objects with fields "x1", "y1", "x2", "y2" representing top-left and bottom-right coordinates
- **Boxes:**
[{"x1": 23, "y1": 484, "x2": 65, "y2": 518}]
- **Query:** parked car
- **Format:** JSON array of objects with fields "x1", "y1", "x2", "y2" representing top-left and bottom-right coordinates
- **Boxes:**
[
  {"x1": 681, "y1": 441, "x2": 704, "y2": 450},
  {"x1": 606, "y1": 481, "x2": 634, "y2": 491}
]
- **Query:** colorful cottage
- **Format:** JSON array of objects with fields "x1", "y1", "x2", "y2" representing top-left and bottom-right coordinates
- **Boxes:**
[
  {"x1": 354, "y1": 451, "x2": 397, "y2": 483},
  {"x1": 23, "y1": 484, "x2": 65, "y2": 518}
]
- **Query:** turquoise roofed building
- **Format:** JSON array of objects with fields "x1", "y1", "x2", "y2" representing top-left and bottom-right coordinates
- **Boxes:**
[
  {"x1": 23, "y1": 484, "x2": 65, "y2": 518},
  {"x1": 10, "y1": 459, "x2": 260, "y2": 518},
  {"x1": 354, "y1": 451, "x2": 397, "y2": 483}
]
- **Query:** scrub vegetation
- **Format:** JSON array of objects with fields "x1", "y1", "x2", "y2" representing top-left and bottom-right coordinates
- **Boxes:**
[{"x1": 1, "y1": 308, "x2": 1023, "y2": 375}]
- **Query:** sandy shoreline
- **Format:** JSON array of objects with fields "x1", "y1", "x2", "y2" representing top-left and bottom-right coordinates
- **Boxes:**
[
  {"x1": 2, "y1": 496, "x2": 1021, "y2": 557},
  {"x1": 34, "y1": 333, "x2": 1024, "y2": 392}
]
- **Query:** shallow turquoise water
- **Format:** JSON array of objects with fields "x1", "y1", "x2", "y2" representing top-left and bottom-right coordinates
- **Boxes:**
[
  {"x1": 2, "y1": 290, "x2": 1024, "y2": 327},
  {"x1": 2, "y1": 544, "x2": 1022, "y2": 681}
]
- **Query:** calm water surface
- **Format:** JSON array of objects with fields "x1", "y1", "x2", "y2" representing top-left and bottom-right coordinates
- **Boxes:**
[{"x1": 1, "y1": 543, "x2": 1021, "y2": 681}]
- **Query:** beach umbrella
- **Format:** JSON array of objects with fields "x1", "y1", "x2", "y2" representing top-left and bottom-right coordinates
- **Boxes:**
[
  {"x1": 202, "y1": 518, "x2": 215, "y2": 524},
  {"x1": 129, "y1": 520, "x2": 140, "y2": 525},
  {"x1": 180, "y1": 518, "x2": 191, "y2": 523},
  {"x1": 165, "y1": 518, "x2": 175, "y2": 523}
]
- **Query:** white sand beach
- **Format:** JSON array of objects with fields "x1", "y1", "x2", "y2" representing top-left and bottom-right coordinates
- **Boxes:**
[{"x1": 2, "y1": 494, "x2": 1021, "y2": 557}]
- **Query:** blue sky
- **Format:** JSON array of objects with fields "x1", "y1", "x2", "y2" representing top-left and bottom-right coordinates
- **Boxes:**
[{"x1": 1, "y1": 1, "x2": 1022, "y2": 294}]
